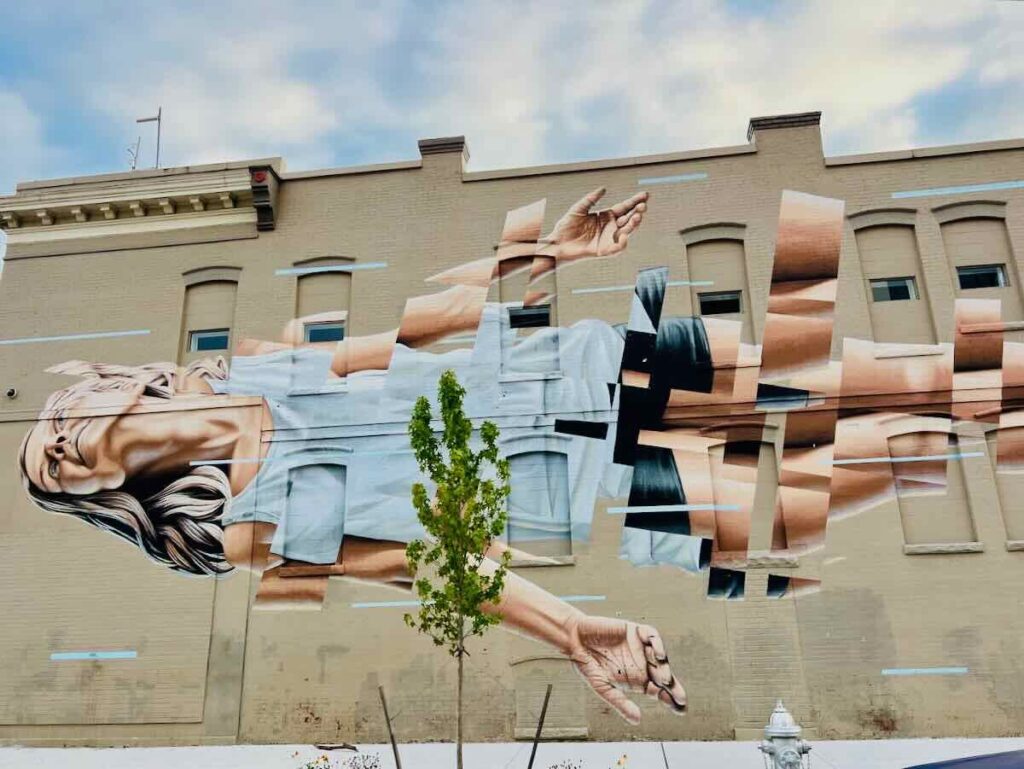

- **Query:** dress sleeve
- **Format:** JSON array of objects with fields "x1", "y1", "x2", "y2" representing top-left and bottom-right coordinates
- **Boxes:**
[
  {"x1": 561, "y1": 319, "x2": 625, "y2": 385},
  {"x1": 214, "y1": 347, "x2": 335, "y2": 398}
]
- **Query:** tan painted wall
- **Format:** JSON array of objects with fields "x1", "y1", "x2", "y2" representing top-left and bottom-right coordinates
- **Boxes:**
[{"x1": 1, "y1": 116, "x2": 1023, "y2": 746}]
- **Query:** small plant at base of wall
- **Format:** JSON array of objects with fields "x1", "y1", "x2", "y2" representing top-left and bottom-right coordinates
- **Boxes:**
[{"x1": 293, "y1": 753, "x2": 381, "y2": 769}]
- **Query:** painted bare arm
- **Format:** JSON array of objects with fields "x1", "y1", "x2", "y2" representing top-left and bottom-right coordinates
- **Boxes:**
[
  {"x1": 225, "y1": 525, "x2": 685, "y2": 721},
  {"x1": 427, "y1": 188, "x2": 648, "y2": 286},
  {"x1": 235, "y1": 285, "x2": 488, "y2": 377}
]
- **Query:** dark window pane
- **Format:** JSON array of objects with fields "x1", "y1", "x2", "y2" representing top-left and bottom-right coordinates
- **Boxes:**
[
  {"x1": 305, "y1": 323, "x2": 345, "y2": 343},
  {"x1": 870, "y1": 277, "x2": 917, "y2": 302},
  {"x1": 698, "y1": 291, "x2": 741, "y2": 315},
  {"x1": 190, "y1": 330, "x2": 230, "y2": 352},
  {"x1": 509, "y1": 304, "x2": 551, "y2": 328},
  {"x1": 957, "y1": 264, "x2": 1007, "y2": 290}
]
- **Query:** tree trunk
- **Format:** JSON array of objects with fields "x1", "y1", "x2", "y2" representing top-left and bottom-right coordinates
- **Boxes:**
[{"x1": 456, "y1": 644, "x2": 464, "y2": 769}]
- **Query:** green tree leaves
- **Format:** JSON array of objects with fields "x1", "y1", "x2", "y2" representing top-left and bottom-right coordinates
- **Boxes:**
[{"x1": 404, "y1": 370, "x2": 511, "y2": 657}]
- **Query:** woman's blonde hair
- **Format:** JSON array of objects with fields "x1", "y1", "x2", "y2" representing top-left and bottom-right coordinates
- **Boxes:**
[{"x1": 19, "y1": 357, "x2": 236, "y2": 576}]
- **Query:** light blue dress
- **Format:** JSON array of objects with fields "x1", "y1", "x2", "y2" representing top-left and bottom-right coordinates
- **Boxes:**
[{"x1": 211, "y1": 303, "x2": 705, "y2": 572}]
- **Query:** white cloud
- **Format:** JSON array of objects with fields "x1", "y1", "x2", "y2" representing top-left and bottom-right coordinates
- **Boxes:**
[
  {"x1": 396, "y1": 0, "x2": 1013, "y2": 167},
  {"x1": 78, "y1": 1, "x2": 408, "y2": 170},
  {"x1": 3, "y1": 0, "x2": 1022, "y2": 183},
  {"x1": 0, "y1": 88, "x2": 62, "y2": 193}
]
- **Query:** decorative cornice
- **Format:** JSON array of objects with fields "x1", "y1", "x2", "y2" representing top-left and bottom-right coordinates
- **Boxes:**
[
  {"x1": 249, "y1": 166, "x2": 278, "y2": 232},
  {"x1": 0, "y1": 164, "x2": 276, "y2": 256},
  {"x1": 747, "y1": 111, "x2": 822, "y2": 141},
  {"x1": 0, "y1": 167, "x2": 253, "y2": 230}
]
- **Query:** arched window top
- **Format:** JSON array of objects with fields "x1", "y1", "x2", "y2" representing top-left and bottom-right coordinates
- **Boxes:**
[
  {"x1": 293, "y1": 255, "x2": 355, "y2": 268},
  {"x1": 499, "y1": 433, "x2": 571, "y2": 456},
  {"x1": 679, "y1": 222, "x2": 746, "y2": 247},
  {"x1": 933, "y1": 200, "x2": 1007, "y2": 225},
  {"x1": 182, "y1": 266, "x2": 241, "y2": 286},
  {"x1": 847, "y1": 207, "x2": 916, "y2": 231}
]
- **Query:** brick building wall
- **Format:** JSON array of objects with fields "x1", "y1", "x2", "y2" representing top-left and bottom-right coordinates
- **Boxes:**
[{"x1": 0, "y1": 112, "x2": 1022, "y2": 746}]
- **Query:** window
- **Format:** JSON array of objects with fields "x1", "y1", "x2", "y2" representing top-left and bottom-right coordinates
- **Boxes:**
[
  {"x1": 304, "y1": 321, "x2": 345, "y2": 343},
  {"x1": 296, "y1": 268, "x2": 351, "y2": 316},
  {"x1": 698, "y1": 290, "x2": 741, "y2": 315},
  {"x1": 509, "y1": 304, "x2": 551, "y2": 328},
  {"x1": 507, "y1": 451, "x2": 571, "y2": 555},
  {"x1": 685, "y1": 237, "x2": 753, "y2": 341},
  {"x1": 957, "y1": 264, "x2": 1008, "y2": 290},
  {"x1": 179, "y1": 277, "x2": 239, "y2": 364},
  {"x1": 890, "y1": 432, "x2": 978, "y2": 548},
  {"x1": 188, "y1": 329, "x2": 230, "y2": 352},
  {"x1": 870, "y1": 276, "x2": 919, "y2": 302}
]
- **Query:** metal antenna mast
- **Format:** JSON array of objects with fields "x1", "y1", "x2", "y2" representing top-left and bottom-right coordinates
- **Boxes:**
[
  {"x1": 126, "y1": 136, "x2": 141, "y2": 171},
  {"x1": 136, "y1": 107, "x2": 162, "y2": 168}
]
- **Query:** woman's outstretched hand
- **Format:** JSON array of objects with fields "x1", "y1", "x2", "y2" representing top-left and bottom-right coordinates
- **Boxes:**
[
  {"x1": 541, "y1": 187, "x2": 648, "y2": 262},
  {"x1": 566, "y1": 615, "x2": 686, "y2": 724}
]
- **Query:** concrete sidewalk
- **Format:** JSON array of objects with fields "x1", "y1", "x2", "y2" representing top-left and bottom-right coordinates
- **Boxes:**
[{"x1": 3, "y1": 738, "x2": 1024, "y2": 769}]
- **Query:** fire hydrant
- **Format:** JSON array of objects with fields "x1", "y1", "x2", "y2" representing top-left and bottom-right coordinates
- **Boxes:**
[{"x1": 758, "y1": 700, "x2": 812, "y2": 769}]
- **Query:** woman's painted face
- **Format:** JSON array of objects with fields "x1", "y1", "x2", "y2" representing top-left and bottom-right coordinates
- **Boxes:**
[{"x1": 24, "y1": 390, "x2": 142, "y2": 495}]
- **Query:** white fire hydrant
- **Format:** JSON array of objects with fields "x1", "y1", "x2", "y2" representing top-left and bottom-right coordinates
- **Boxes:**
[{"x1": 758, "y1": 700, "x2": 812, "y2": 769}]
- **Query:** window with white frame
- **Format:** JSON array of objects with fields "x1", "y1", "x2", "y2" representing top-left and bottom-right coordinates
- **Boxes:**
[
  {"x1": 188, "y1": 329, "x2": 230, "y2": 352},
  {"x1": 304, "y1": 321, "x2": 345, "y2": 343},
  {"x1": 957, "y1": 264, "x2": 1008, "y2": 290},
  {"x1": 870, "y1": 276, "x2": 919, "y2": 302}
]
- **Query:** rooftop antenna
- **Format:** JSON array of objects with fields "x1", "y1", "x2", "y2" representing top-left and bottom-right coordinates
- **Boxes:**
[
  {"x1": 127, "y1": 136, "x2": 141, "y2": 171},
  {"x1": 136, "y1": 107, "x2": 162, "y2": 168}
]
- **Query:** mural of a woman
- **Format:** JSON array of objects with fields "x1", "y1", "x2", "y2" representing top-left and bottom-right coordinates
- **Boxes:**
[
  {"x1": 18, "y1": 183, "x2": 1023, "y2": 723},
  {"x1": 18, "y1": 188, "x2": 689, "y2": 725}
]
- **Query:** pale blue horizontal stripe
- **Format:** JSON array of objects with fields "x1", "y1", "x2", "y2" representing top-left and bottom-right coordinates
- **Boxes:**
[
  {"x1": 637, "y1": 172, "x2": 708, "y2": 185},
  {"x1": 190, "y1": 449, "x2": 355, "y2": 466},
  {"x1": 354, "y1": 595, "x2": 605, "y2": 609},
  {"x1": 882, "y1": 666, "x2": 968, "y2": 676},
  {"x1": 572, "y1": 279, "x2": 712, "y2": 295},
  {"x1": 607, "y1": 504, "x2": 740, "y2": 514},
  {"x1": 830, "y1": 451, "x2": 983, "y2": 466},
  {"x1": 51, "y1": 650, "x2": 137, "y2": 661},
  {"x1": 0, "y1": 329, "x2": 150, "y2": 346},
  {"x1": 892, "y1": 180, "x2": 1024, "y2": 199},
  {"x1": 276, "y1": 262, "x2": 388, "y2": 276}
]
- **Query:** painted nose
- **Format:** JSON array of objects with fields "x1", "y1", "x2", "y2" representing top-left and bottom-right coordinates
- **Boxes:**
[{"x1": 45, "y1": 433, "x2": 69, "y2": 460}]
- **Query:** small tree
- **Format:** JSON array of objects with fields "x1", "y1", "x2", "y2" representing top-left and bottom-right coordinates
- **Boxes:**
[{"x1": 405, "y1": 370, "x2": 511, "y2": 769}]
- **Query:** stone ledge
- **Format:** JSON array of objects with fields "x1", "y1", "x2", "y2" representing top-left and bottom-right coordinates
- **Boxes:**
[
  {"x1": 1006, "y1": 540, "x2": 1024, "y2": 552},
  {"x1": 903, "y1": 542, "x2": 985, "y2": 555},
  {"x1": 747, "y1": 111, "x2": 822, "y2": 141},
  {"x1": 418, "y1": 136, "x2": 468, "y2": 157},
  {"x1": 514, "y1": 727, "x2": 588, "y2": 741},
  {"x1": 510, "y1": 555, "x2": 576, "y2": 568},
  {"x1": 826, "y1": 136, "x2": 1024, "y2": 166}
]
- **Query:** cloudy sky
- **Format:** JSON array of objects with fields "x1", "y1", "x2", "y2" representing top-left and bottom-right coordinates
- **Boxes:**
[{"x1": 0, "y1": 0, "x2": 1022, "y2": 195}]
